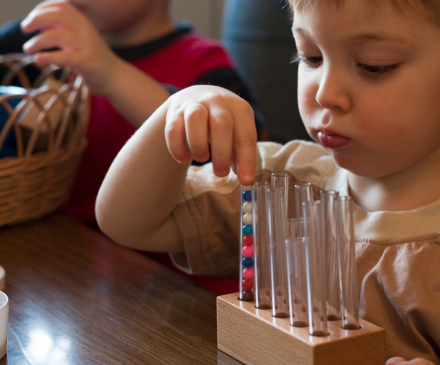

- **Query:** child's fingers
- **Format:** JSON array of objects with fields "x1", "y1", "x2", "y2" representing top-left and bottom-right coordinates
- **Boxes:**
[
  {"x1": 22, "y1": 28, "x2": 84, "y2": 69},
  {"x1": 386, "y1": 358, "x2": 406, "y2": 364},
  {"x1": 165, "y1": 110, "x2": 191, "y2": 164},
  {"x1": 232, "y1": 103, "x2": 257, "y2": 186},
  {"x1": 32, "y1": 50, "x2": 71, "y2": 68},
  {"x1": 164, "y1": 85, "x2": 257, "y2": 182},
  {"x1": 184, "y1": 103, "x2": 210, "y2": 163},
  {"x1": 22, "y1": 28, "x2": 76, "y2": 55},
  {"x1": 208, "y1": 106, "x2": 234, "y2": 177},
  {"x1": 231, "y1": 149, "x2": 237, "y2": 175},
  {"x1": 21, "y1": 2, "x2": 81, "y2": 33},
  {"x1": 22, "y1": 7, "x2": 62, "y2": 33}
]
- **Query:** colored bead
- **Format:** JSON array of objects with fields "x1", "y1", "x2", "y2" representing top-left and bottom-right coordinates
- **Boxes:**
[
  {"x1": 243, "y1": 235, "x2": 253, "y2": 246},
  {"x1": 241, "y1": 290, "x2": 254, "y2": 301},
  {"x1": 243, "y1": 202, "x2": 253, "y2": 214},
  {"x1": 242, "y1": 245, "x2": 254, "y2": 258},
  {"x1": 242, "y1": 279, "x2": 253, "y2": 290},
  {"x1": 242, "y1": 257, "x2": 253, "y2": 268},
  {"x1": 242, "y1": 190, "x2": 252, "y2": 202},
  {"x1": 243, "y1": 268, "x2": 254, "y2": 279},
  {"x1": 242, "y1": 224, "x2": 252, "y2": 235},
  {"x1": 243, "y1": 213, "x2": 253, "y2": 225}
]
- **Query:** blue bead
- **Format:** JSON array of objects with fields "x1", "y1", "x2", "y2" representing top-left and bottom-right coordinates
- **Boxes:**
[
  {"x1": 242, "y1": 257, "x2": 253, "y2": 268},
  {"x1": 242, "y1": 224, "x2": 253, "y2": 235},
  {"x1": 242, "y1": 190, "x2": 252, "y2": 202}
]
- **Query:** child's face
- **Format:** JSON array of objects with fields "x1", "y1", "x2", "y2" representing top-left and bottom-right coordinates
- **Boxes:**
[
  {"x1": 293, "y1": 0, "x2": 440, "y2": 178},
  {"x1": 67, "y1": 0, "x2": 166, "y2": 35}
]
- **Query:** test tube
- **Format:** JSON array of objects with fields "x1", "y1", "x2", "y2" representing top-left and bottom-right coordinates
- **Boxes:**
[
  {"x1": 239, "y1": 185, "x2": 255, "y2": 301},
  {"x1": 267, "y1": 187, "x2": 289, "y2": 318},
  {"x1": 271, "y1": 172, "x2": 290, "y2": 218},
  {"x1": 285, "y1": 218, "x2": 308, "y2": 327},
  {"x1": 252, "y1": 181, "x2": 272, "y2": 309},
  {"x1": 336, "y1": 196, "x2": 360, "y2": 330},
  {"x1": 302, "y1": 200, "x2": 329, "y2": 336},
  {"x1": 294, "y1": 182, "x2": 313, "y2": 237},
  {"x1": 320, "y1": 190, "x2": 341, "y2": 321}
]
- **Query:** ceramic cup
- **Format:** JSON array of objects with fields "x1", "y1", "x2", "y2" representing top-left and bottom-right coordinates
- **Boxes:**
[
  {"x1": 0, "y1": 266, "x2": 4, "y2": 291},
  {"x1": 0, "y1": 291, "x2": 8, "y2": 359}
]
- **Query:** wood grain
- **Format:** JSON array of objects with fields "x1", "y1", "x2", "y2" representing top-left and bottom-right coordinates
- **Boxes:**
[
  {"x1": 217, "y1": 293, "x2": 386, "y2": 365},
  {"x1": 0, "y1": 214, "x2": 240, "y2": 365}
]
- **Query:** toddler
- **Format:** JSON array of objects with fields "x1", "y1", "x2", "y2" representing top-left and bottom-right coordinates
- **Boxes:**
[
  {"x1": 96, "y1": 0, "x2": 440, "y2": 363},
  {"x1": 0, "y1": 0, "x2": 264, "y2": 225}
]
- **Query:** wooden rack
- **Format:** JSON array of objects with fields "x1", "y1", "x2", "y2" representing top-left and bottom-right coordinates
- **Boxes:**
[{"x1": 217, "y1": 293, "x2": 385, "y2": 365}]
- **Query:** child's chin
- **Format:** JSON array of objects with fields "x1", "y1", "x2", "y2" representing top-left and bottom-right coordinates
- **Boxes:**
[{"x1": 330, "y1": 153, "x2": 372, "y2": 176}]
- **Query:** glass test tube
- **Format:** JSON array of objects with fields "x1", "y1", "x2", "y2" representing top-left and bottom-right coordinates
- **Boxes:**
[
  {"x1": 285, "y1": 218, "x2": 308, "y2": 327},
  {"x1": 303, "y1": 200, "x2": 329, "y2": 336},
  {"x1": 267, "y1": 187, "x2": 289, "y2": 318},
  {"x1": 320, "y1": 190, "x2": 341, "y2": 321},
  {"x1": 271, "y1": 172, "x2": 290, "y2": 217},
  {"x1": 252, "y1": 181, "x2": 271, "y2": 309},
  {"x1": 294, "y1": 182, "x2": 313, "y2": 237},
  {"x1": 239, "y1": 185, "x2": 255, "y2": 301},
  {"x1": 336, "y1": 196, "x2": 360, "y2": 330},
  {"x1": 270, "y1": 173, "x2": 290, "y2": 313}
]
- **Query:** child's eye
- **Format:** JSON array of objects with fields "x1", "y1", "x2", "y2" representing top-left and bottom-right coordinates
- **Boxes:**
[
  {"x1": 291, "y1": 53, "x2": 322, "y2": 67},
  {"x1": 358, "y1": 63, "x2": 399, "y2": 77}
]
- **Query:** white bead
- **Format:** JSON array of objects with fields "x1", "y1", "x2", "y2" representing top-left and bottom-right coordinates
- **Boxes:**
[
  {"x1": 243, "y1": 202, "x2": 253, "y2": 214},
  {"x1": 243, "y1": 213, "x2": 253, "y2": 225}
]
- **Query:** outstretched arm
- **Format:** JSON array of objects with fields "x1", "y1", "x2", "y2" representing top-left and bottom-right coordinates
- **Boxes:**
[
  {"x1": 96, "y1": 85, "x2": 257, "y2": 252},
  {"x1": 21, "y1": 0, "x2": 170, "y2": 128}
]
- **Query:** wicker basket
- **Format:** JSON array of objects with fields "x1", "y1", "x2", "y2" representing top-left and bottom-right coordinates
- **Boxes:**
[{"x1": 0, "y1": 54, "x2": 90, "y2": 226}]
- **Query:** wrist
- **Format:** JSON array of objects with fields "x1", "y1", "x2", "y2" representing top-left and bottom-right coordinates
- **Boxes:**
[{"x1": 94, "y1": 55, "x2": 125, "y2": 97}]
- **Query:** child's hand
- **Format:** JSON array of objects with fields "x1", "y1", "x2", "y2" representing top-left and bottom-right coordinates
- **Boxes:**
[
  {"x1": 21, "y1": 0, "x2": 120, "y2": 96},
  {"x1": 164, "y1": 85, "x2": 257, "y2": 186},
  {"x1": 386, "y1": 357, "x2": 436, "y2": 365}
]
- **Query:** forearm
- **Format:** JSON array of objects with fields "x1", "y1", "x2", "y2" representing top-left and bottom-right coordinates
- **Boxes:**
[
  {"x1": 20, "y1": 1, "x2": 171, "y2": 129},
  {"x1": 101, "y1": 58, "x2": 171, "y2": 128},
  {"x1": 97, "y1": 84, "x2": 257, "y2": 251},
  {"x1": 96, "y1": 99, "x2": 188, "y2": 251}
]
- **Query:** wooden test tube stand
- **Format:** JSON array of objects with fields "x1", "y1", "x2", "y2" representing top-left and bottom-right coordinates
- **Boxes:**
[{"x1": 217, "y1": 293, "x2": 385, "y2": 365}]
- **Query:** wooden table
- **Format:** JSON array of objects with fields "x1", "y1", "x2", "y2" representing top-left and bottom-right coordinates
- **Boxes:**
[{"x1": 0, "y1": 214, "x2": 241, "y2": 365}]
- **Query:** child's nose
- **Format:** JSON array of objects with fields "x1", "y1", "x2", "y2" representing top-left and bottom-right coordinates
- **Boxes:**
[{"x1": 315, "y1": 67, "x2": 352, "y2": 113}]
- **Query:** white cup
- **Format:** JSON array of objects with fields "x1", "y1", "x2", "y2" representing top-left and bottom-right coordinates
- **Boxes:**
[
  {"x1": 0, "y1": 266, "x2": 4, "y2": 291},
  {"x1": 0, "y1": 291, "x2": 8, "y2": 359}
]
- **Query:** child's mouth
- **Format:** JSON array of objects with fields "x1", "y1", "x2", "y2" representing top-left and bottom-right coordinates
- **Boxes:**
[{"x1": 318, "y1": 131, "x2": 350, "y2": 149}]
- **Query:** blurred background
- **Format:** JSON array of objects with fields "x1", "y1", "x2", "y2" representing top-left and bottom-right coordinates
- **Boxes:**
[
  {"x1": 0, "y1": 0, "x2": 226, "y2": 39},
  {"x1": 0, "y1": 0, "x2": 309, "y2": 143}
]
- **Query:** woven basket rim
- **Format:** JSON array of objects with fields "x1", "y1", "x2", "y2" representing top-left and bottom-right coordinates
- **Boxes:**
[{"x1": 0, "y1": 54, "x2": 90, "y2": 227}]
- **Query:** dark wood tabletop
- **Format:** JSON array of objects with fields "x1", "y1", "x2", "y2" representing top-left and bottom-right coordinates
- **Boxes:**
[{"x1": 0, "y1": 214, "x2": 241, "y2": 365}]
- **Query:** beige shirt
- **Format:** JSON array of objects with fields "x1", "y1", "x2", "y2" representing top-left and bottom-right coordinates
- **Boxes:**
[{"x1": 171, "y1": 140, "x2": 440, "y2": 363}]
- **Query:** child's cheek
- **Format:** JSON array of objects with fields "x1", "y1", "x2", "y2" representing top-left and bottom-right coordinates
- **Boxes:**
[{"x1": 297, "y1": 84, "x2": 321, "y2": 143}]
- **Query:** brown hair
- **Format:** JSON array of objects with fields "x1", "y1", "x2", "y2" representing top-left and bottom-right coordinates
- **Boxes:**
[{"x1": 288, "y1": 0, "x2": 440, "y2": 23}]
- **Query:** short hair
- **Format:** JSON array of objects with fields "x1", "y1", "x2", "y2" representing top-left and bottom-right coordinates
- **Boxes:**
[{"x1": 288, "y1": 0, "x2": 440, "y2": 24}]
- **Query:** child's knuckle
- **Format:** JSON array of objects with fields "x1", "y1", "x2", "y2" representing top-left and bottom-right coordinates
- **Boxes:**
[
  {"x1": 164, "y1": 120, "x2": 181, "y2": 140},
  {"x1": 236, "y1": 134, "x2": 256, "y2": 147},
  {"x1": 212, "y1": 115, "x2": 232, "y2": 133},
  {"x1": 239, "y1": 101, "x2": 254, "y2": 118},
  {"x1": 185, "y1": 104, "x2": 206, "y2": 121}
]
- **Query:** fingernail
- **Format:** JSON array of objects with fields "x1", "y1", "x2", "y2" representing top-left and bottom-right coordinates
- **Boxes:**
[
  {"x1": 23, "y1": 40, "x2": 31, "y2": 50},
  {"x1": 175, "y1": 157, "x2": 189, "y2": 164},
  {"x1": 21, "y1": 17, "x2": 30, "y2": 29},
  {"x1": 217, "y1": 168, "x2": 230, "y2": 176},
  {"x1": 242, "y1": 173, "x2": 254, "y2": 184}
]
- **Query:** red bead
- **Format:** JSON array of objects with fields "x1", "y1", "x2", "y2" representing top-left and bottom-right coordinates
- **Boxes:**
[
  {"x1": 242, "y1": 246, "x2": 254, "y2": 258},
  {"x1": 242, "y1": 279, "x2": 253, "y2": 290},
  {"x1": 243, "y1": 268, "x2": 254, "y2": 279},
  {"x1": 243, "y1": 235, "x2": 253, "y2": 246}
]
